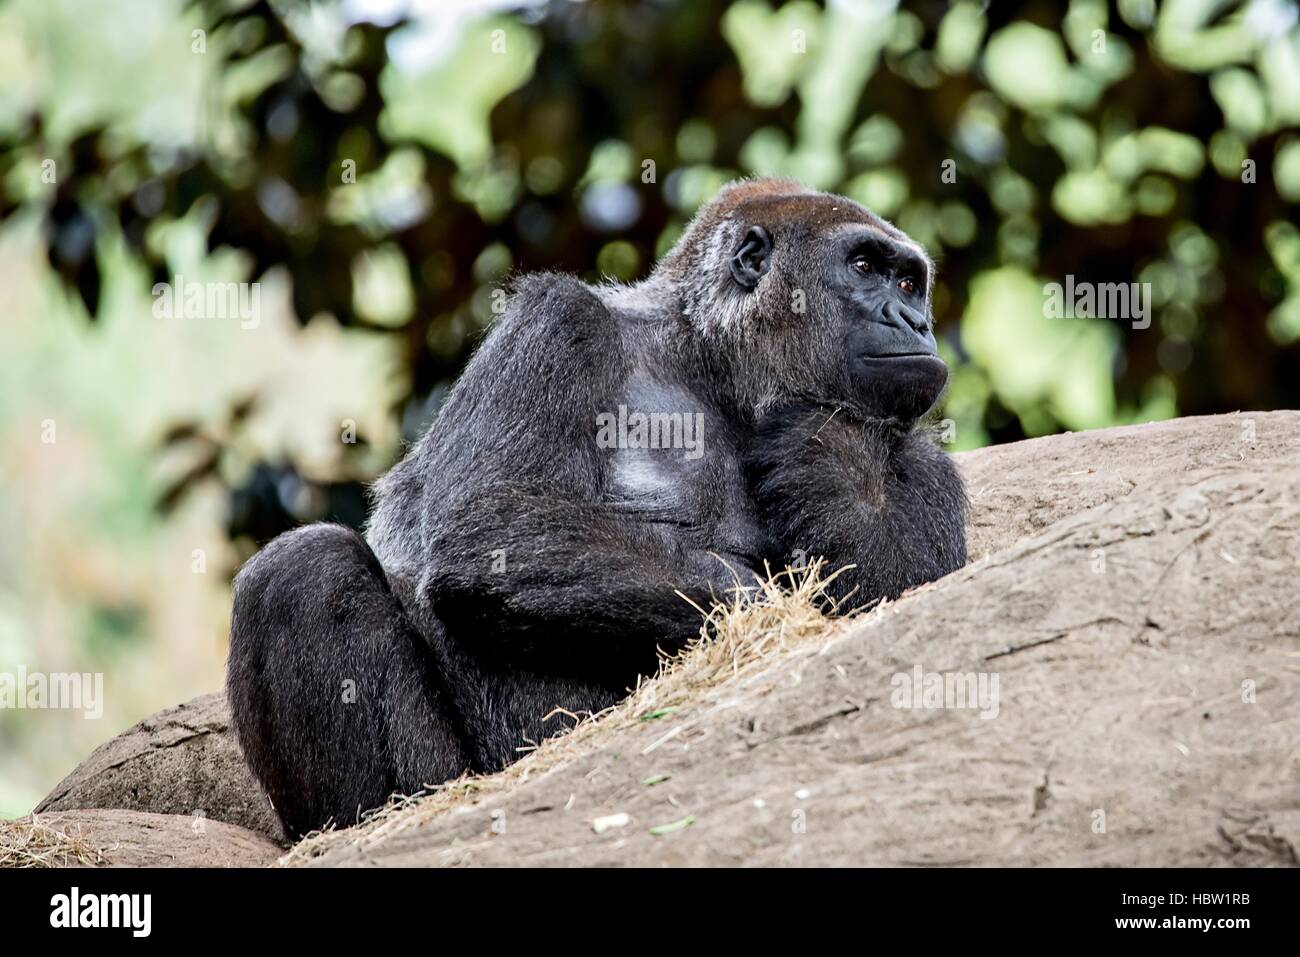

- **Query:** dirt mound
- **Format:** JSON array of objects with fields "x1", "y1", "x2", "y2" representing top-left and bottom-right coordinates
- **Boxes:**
[{"x1": 8, "y1": 411, "x2": 1298, "y2": 867}]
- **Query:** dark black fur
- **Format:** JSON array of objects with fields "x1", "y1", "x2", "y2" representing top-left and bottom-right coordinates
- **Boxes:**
[
  {"x1": 227, "y1": 179, "x2": 967, "y2": 837},
  {"x1": 746, "y1": 406, "x2": 968, "y2": 607}
]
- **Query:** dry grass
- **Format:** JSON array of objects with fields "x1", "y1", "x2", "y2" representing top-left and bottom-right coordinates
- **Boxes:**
[
  {"x1": 0, "y1": 815, "x2": 107, "y2": 868},
  {"x1": 282, "y1": 561, "x2": 878, "y2": 866}
]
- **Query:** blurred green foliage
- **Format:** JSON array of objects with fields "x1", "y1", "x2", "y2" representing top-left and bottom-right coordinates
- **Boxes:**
[{"x1": 0, "y1": 0, "x2": 1297, "y2": 814}]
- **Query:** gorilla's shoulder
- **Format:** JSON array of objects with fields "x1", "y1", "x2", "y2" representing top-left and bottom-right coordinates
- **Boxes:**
[
  {"x1": 507, "y1": 272, "x2": 608, "y2": 326},
  {"x1": 457, "y1": 271, "x2": 629, "y2": 395},
  {"x1": 488, "y1": 272, "x2": 638, "y2": 369}
]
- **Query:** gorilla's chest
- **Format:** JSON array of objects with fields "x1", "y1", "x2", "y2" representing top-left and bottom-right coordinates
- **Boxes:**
[{"x1": 603, "y1": 382, "x2": 767, "y2": 562}]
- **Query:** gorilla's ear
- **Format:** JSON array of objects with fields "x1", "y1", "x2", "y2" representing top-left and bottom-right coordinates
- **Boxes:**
[{"x1": 729, "y1": 226, "x2": 772, "y2": 290}]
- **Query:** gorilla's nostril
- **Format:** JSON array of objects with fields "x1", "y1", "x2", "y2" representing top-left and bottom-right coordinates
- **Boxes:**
[{"x1": 888, "y1": 302, "x2": 929, "y2": 334}]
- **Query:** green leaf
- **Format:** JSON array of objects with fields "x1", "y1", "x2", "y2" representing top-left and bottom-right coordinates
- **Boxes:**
[{"x1": 649, "y1": 815, "x2": 696, "y2": 836}]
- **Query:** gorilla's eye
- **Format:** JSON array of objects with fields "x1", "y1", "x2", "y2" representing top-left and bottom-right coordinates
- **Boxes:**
[
  {"x1": 898, "y1": 277, "x2": 916, "y2": 295},
  {"x1": 850, "y1": 255, "x2": 872, "y2": 275}
]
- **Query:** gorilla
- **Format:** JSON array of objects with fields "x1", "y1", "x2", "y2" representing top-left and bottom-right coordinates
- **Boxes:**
[{"x1": 227, "y1": 178, "x2": 967, "y2": 838}]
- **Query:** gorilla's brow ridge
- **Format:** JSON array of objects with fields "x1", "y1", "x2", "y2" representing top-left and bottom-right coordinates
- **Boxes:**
[{"x1": 832, "y1": 222, "x2": 934, "y2": 281}]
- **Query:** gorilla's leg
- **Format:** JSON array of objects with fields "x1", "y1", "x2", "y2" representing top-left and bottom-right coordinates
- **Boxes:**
[{"x1": 227, "y1": 524, "x2": 471, "y2": 839}]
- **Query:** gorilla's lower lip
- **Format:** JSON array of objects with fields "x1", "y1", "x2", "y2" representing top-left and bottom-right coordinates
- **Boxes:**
[{"x1": 861, "y1": 352, "x2": 939, "y2": 360}]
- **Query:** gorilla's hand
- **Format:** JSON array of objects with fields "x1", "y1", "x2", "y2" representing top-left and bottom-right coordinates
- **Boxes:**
[{"x1": 745, "y1": 403, "x2": 967, "y2": 610}]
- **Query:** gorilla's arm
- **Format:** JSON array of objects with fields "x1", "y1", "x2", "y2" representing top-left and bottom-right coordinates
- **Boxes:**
[
  {"x1": 419, "y1": 487, "x2": 756, "y2": 678},
  {"x1": 745, "y1": 404, "x2": 967, "y2": 609}
]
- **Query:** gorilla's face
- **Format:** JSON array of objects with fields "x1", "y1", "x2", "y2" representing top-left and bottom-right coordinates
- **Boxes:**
[
  {"x1": 727, "y1": 213, "x2": 948, "y2": 426},
  {"x1": 830, "y1": 225, "x2": 947, "y2": 424}
]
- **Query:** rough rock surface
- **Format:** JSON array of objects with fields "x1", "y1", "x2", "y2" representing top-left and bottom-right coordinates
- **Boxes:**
[
  {"x1": 1, "y1": 809, "x2": 281, "y2": 867},
  {"x1": 307, "y1": 411, "x2": 1300, "y2": 866},
  {"x1": 957, "y1": 410, "x2": 1299, "y2": 559},
  {"x1": 34, "y1": 692, "x2": 282, "y2": 842},
  {"x1": 11, "y1": 411, "x2": 1300, "y2": 867}
]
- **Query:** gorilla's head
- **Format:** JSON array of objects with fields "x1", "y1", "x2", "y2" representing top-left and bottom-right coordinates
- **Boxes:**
[{"x1": 659, "y1": 178, "x2": 947, "y2": 427}]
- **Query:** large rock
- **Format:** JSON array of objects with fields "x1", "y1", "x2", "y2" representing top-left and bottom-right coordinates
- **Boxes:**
[
  {"x1": 301, "y1": 413, "x2": 1300, "y2": 866},
  {"x1": 34, "y1": 692, "x2": 282, "y2": 842},
  {"x1": 0, "y1": 810, "x2": 280, "y2": 868}
]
